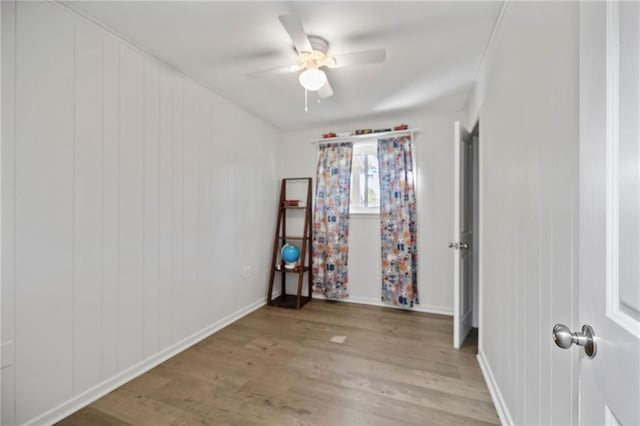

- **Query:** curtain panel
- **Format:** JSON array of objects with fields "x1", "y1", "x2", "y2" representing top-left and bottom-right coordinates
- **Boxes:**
[
  {"x1": 378, "y1": 136, "x2": 419, "y2": 307},
  {"x1": 311, "y1": 142, "x2": 353, "y2": 299}
]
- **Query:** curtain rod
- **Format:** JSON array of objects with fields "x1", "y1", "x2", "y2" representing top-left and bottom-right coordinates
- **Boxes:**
[{"x1": 310, "y1": 128, "x2": 420, "y2": 145}]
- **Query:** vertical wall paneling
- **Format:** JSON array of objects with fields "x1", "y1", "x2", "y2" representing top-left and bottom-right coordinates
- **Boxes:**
[
  {"x1": 194, "y1": 89, "x2": 204, "y2": 328},
  {"x1": 15, "y1": 2, "x2": 75, "y2": 422},
  {"x1": 101, "y1": 33, "x2": 120, "y2": 380},
  {"x1": 142, "y1": 59, "x2": 160, "y2": 357},
  {"x1": 1, "y1": 1, "x2": 17, "y2": 424},
  {"x1": 209, "y1": 100, "x2": 228, "y2": 316},
  {"x1": 117, "y1": 45, "x2": 145, "y2": 370},
  {"x1": 468, "y1": 2, "x2": 579, "y2": 424},
  {"x1": 157, "y1": 66, "x2": 174, "y2": 349},
  {"x1": 197, "y1": 97, "x2": 212, "y2": 327},
  {"x1": 73, "y1": 18, "x2": 104, "y2": 394},
  {"x1": 182, "y1": 81, "x2": 198, "y2": 333},
  {"x1": 4, "y1": 3, "x2": 281, "y2": 423},
  {"x1": 172, "y1": 77, "x2": 185, "y2": 340},
  {"x1": 200, "y1": 98, "x2": 209, "y2": 323}
]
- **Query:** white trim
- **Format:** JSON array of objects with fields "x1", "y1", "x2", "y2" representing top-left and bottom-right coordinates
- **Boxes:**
[
  {"x1": 477, "y1": 118, "x2": 485, "y2": 358},
  {"x1": 312, "y1": 294, "x2": 452, "y2": 316},
  {"x1": 604, "y1": 1, "x2": 640, "y2": 337},
  {"x1": 311, "y1": 128, "x2": 419, "y2": 145},
  {"x1": 453, "y1": 122, "x2": 462, "y2": 348},
  {"x1": 477, "y1": 350, "x2": 513, "y2": 426},
  {"x1": 471, "y1": 127, "x2": 480, "y2": 329},
  {"x1": 23, "y1": 294, "x2": 277, "y2": 426},
  {"x1": 470, "y1": 1, "x2": 509, "y2": 90},
  {"x1": 465, "y1": 0, "x2": 509, "y2": 126}
]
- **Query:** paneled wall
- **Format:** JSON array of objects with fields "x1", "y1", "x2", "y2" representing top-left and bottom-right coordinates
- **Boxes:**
[
  {"x1": 467, "y1": 2, "x2": 580, "y2": 424},
  {"x1": 1, "y1": 2, "x2": 280, "y2": 424}
]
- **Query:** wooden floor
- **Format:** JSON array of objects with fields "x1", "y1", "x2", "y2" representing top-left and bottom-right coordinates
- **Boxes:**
[{"x1": 59, "y1": 301, "x2": 499, "y2": 426}]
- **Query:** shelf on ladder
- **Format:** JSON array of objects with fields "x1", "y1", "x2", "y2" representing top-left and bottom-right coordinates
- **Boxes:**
[
  {"x1": 267, "y1": 177, "x2": 313, "y2": 309},
  {"x1": 271, "y1": 294, "x2": 312, "y2": 309}
]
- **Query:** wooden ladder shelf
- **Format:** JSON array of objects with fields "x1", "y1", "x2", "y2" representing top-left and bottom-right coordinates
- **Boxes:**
[{"x1": 267, "y1": 178, "x2": 313, "y2": 309}]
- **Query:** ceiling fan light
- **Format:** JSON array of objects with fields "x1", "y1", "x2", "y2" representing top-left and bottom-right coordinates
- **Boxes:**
[{"x1": 298, "y1": 68, "x2": 327, "y2": 91}]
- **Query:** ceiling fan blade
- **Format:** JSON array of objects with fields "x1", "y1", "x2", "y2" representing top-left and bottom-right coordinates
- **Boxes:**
[
  {"x1": 279, "y1": 15, "x2": 312, "y2": 53},
  {"x1": 246, "y1": 64, "x2": 301, "y2": 79},
  {"x1": 331, "y1": 48, "x2": 386, "y2": 68},
  {"x1": 318, "y1": 78, "x2": 334, "y2": 98}
]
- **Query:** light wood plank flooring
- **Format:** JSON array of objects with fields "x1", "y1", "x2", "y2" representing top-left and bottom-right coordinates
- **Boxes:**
[{"x1": 58, "y1": 301, "x2": 499, "y2": 425}]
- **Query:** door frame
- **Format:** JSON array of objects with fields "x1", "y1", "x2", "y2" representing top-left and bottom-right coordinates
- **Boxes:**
[
  {"x1": 471, "y1": 122, "x2": 480, "y2": 330},
  {"x1": 453, "y1": 120, "x2": 476, "y2": 348},
  {"x1": 473, "y1": 118, "x2": 484, "y2": 357}
]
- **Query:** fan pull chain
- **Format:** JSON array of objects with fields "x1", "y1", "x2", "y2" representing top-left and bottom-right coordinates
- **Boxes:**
[{"x1": 304, "y1": 88, "x2": 308, "y2": 112}]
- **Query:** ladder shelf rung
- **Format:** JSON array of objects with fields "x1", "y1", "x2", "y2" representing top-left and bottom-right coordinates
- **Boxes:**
[{"x1": 274, "y1": 266, "x2": 310, "y2": 273}]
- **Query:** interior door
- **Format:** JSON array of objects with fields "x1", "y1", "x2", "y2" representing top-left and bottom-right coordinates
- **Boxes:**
[
  {"x1": 452, "y1": 121, "x2": 473, "y2": 349},
  {"x1": 577, "y1": 2, "x2": 640, "y2": 424}
]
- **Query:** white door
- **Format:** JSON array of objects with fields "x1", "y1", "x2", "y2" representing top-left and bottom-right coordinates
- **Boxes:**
[
  {"x1": 452, "y1": 121, "x2": 473, "y2": 348},
  {"x1": 575, "y1": 2, "x2": 640, "y2": 424}
]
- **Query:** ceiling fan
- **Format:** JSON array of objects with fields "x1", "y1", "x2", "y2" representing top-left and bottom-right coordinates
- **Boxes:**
[{"x1": 247, "y1": 14, "x2": 386, "y2": 102}]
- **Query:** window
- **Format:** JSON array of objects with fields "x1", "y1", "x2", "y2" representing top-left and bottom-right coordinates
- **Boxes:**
[{"x1": 350, "y1": 142, "x2": 380, "y2": 214}]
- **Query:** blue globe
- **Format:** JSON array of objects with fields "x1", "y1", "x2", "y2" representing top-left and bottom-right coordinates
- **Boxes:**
[{"x1": 281, "y1": 244, "x2": 300, "y2": 267}]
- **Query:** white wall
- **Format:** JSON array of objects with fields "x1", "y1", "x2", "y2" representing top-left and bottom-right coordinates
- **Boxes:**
[
  {"x1": 1, "y1": 2, "x2": 280, "y2": 424},
  {"x1": 279, "y1": 110, "x2": 463, "y2": 315},
  {"x1": 468, "y1": 2, "x2": 579, "y2": 425}
]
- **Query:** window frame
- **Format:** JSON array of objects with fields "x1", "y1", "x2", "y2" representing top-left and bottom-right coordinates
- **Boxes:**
[{"x1": 350, "y1": 141, "x2": 381, "y2": 215}]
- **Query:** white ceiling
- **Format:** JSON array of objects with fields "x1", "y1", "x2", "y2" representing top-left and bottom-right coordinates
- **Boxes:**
[{"x1": 66, "y1": 1, "x2": 503, "y2": 130}]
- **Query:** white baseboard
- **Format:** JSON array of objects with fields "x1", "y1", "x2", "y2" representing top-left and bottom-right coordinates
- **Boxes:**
[
  {"x1": 312, "y1": 294, "x2": 453, "y2": 316},
  {"x1": 477, "y1": 350, "x2": 513, "y2": 426},
  {"x1": 26, "y1": 294, "x2": 276, "y2": 426}
]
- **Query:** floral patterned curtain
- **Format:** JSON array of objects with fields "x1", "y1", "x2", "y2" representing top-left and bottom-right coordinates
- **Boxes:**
[
  {"x1": 312, "y1": 142, "x2": 353, "y2": 299},
  {"x1": 378, "y1": 136, "x2": 418, "y2": 307}
]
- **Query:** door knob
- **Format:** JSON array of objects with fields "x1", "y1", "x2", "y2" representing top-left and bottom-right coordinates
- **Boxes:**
[
  {"x1": 552, "y1": 324, "x2": 597, "y2": 358},
  {"x1": 448, "y1": 242, "x2": 470, "y2": 249}
]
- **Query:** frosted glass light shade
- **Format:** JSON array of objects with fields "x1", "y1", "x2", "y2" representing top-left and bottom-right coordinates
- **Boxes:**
[{"x1": 299, "y1": 68, "x2": 327, "y2": 91}]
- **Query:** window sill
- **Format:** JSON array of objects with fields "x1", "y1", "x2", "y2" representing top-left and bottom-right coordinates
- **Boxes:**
[{"x1": 349, "y1": 210, "x2": 380, "y2": 217}]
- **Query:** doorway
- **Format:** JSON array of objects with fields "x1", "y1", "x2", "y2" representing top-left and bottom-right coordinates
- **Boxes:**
[{"x1": 453, "y1": 121, "x2": 480, "y2": 349}]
